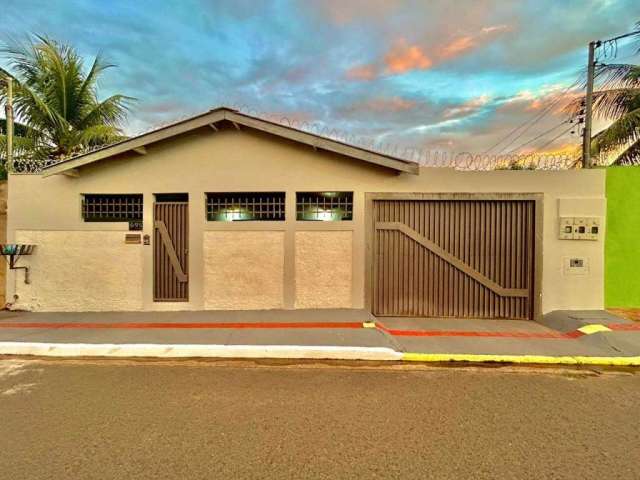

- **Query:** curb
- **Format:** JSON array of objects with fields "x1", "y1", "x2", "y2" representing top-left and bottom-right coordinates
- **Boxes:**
[
  {"x1": 402, "y1": 353, "x2": 640, "y2": 366},
  {"x1": 0, "y1": 342, "x2": 638, "y2": 367},
  {"x1": 0, "y1": 342, "x2": 403, "y2": 361}
]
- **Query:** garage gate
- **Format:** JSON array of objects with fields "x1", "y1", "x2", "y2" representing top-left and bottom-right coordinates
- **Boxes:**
[{"x1": 371, "y1": 197, "x2": 537, "y2": 320}]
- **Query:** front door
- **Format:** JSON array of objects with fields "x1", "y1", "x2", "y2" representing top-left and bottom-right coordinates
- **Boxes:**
[{"x1": 153, "y1": 197, "x2": 189, "y2": 301}]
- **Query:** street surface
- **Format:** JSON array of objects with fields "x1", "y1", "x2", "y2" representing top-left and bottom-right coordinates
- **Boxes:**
[{"x1": 0, "y1": 359, "x2": 638, "y2": 479}]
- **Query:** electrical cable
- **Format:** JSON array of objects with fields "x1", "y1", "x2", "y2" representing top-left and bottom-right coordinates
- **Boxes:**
[
  {"x1": 533, "y1": 124, "x2": 576, "y2": 152},
  {"x1": 505, "y1": 120, "x2": 571, "y2": 154},
  {"x1": 485, "y1": 76, "x2": 581, "y2": 155}
]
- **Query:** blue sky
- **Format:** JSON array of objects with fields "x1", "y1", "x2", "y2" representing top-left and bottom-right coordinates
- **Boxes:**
[{"x1": 2, "y1": 0, "x2": 639, "y2": 156}]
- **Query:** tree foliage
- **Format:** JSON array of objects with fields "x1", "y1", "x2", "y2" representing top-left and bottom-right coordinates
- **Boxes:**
[
  {"x1": 0, "y1": 35, "x2": 134, "y2": 173},
  {"x1": 588, "y1": 23, "x2": 640, "y2": 165}
]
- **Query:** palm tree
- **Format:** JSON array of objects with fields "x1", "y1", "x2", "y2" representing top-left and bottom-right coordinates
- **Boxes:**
[
  {"x1": 0, "y1": 116, "x2": 35, "y2": 176},
  {"x1": 0, "y1": 35, "x2": 133, "y2": 172},
  {"x1": 584, "y1": 24, "x2": 640, "y2": 165}
]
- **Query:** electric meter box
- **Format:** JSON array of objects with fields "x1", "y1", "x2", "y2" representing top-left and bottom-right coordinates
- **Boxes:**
[{"x1": 558, "y1": 217, "x2": 601, "y2": 241}]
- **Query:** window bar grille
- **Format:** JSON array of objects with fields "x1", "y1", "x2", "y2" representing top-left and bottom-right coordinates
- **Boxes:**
[
  {"x1": 296, "y1": 192, "x2": 353, "y2": 221},
  {"x1": 206, "y1": 192, "x2": 285, "y2": 221},
  {"x1": 82, "y1": 194, "x2": 143, "y2": 222}
]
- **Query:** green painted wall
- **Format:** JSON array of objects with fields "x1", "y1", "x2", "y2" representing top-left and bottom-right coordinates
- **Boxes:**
[{"x1": 606, "y1": 166, "x2": 640, "y2": 308}]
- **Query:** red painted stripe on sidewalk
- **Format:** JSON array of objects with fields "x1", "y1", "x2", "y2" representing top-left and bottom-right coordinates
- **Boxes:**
[
  {"x1": 0, "y1": 321, "x2": 364, "y2": 330},
  {"x1": 1, "y1": 319, "x2": 634, "y2": 338},
  {"x1": 376, "y1": 322, "x2": 584, "y2": 340}
]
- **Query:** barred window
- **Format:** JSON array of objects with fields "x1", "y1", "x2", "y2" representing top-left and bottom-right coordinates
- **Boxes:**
[
  {"x1": 206, "y1": 192, "x2": 285, "y2": 221},
  {"x1": 296, "y1": 192, "x2": 353, "y2": 221},
  {"x1": 82, "y1": 194, "x2": 143, "y2": 222}
]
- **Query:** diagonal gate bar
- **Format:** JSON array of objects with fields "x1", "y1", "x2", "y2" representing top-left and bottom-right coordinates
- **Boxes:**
[
  {"x1": 154, "y1": 220, "x2": 188, "y2": 282},
  {"x1": 375, "y1": 221, "x2": 528, "y2": 298}
]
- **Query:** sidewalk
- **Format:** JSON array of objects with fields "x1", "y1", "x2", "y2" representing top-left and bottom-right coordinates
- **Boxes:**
[{"x1": 0, "y1": 309, "x2": 639, "y2": 365}]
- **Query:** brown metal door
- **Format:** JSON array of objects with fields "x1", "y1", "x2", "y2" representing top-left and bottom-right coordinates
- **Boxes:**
[
  {"x1": 373, "y1": 199, "x2": 535, "y2": 319},
  {"x1": 154, "y1": 202, "x2": 189, "y2": 301}
]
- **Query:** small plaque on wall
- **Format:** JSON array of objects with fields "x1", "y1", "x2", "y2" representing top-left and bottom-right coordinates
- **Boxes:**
[{"x1": 129, "y1": 221, "x2": 143, "y2": 231}]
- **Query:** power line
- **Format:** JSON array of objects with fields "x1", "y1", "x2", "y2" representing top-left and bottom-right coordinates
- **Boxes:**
[
  {"x1": 497, "y1": 80, "x2": 580, "y2": 154},
  {"x1": 533, "y1": 124, "x2": 576, "y2": 152},
  {"x1": 495, "y1": 101, "x2": 563, "y2": 154},
  {"x1": 482, "y1": 119, "x2": 528, "y2": 155},
  {"x1": 483, "y1": 76, "x2": 580, "y2": 155},
  {"x1": 505, "y1": 120, "x2": 571, "y2": 154}
]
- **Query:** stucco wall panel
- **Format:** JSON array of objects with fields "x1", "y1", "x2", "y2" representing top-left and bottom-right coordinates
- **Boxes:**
[
  {"x1": 295, "y1": 231, "x2": 352, "y2": 309},
  {"x1": 203, "y1": 231, "x2": 285, "y2": 310},
  {"x1": 12, "y1": 231, "x2": 143, "y2": 311}
]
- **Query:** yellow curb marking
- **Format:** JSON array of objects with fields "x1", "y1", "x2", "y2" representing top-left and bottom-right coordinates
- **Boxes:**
[
  {"x1": 362, "y1": 322, "x2": 377, "y2": 329},
  {"x1": 402, "y1": 353, "x2": 640, "y2": 366},
  {"x1": 577, "y1": 324, "x2": 612, "y2": 335}
]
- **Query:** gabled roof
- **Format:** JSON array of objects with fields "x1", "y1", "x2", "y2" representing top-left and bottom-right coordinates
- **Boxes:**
[{"x1": 42, "y1": 107, "x2": 419, "y2": 177}]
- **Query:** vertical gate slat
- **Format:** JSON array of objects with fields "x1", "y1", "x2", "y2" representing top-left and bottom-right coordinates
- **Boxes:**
[{"x1": 419, "y1": 201, "x2": 424, "y2": 316}]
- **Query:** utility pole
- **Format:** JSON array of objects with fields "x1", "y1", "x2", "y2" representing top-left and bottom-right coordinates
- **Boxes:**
[
  {"x1": 582, "y1": 41, "x2": 598, "y2": 169},
  {"x1": 581, "y1": 28, "x2": 640, "y2": 168},
  {"x1": 5, "y1": 76, "x2": 14, "y2": 171}
]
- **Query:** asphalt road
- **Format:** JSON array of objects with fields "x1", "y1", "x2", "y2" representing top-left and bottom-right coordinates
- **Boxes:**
[{"x1": 0, "y1": 359, "x2": 639, "y2": 480}]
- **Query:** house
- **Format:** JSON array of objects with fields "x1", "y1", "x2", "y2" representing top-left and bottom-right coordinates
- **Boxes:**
[{"x1": 5, "y1": 107, "x2": 606, "y2": 319}]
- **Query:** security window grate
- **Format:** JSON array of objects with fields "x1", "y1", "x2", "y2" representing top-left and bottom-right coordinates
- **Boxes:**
[
  {"x1": 82, "y1": 194, "x2": 143, "y2": 222},
  {"x1": 206, "y1": 192, "x2": 286, "y2": 221},
  {"x1": 296, "y1": 192, "x2": 353, "y2": 221}
]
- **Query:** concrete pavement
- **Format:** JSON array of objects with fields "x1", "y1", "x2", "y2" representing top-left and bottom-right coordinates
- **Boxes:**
[
  {"x1": 1, "y1": 359, "x2": 639, "y2": 479},
  {"x1": 0, "y1": 309, "x2": 639, "y2": 365}
]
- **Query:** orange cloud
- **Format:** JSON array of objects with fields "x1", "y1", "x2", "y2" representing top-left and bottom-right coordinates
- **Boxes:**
[
  {"x1": 344, "y1": 24, "x2": 510, "y2": 81},
  {"x1": 525, "y1": 98, "x2": 544, "y2": 111},
  {"x1": 440, "y1": 35, "x2": 476, "y2": 59},
  {"x1": 440, "y1": 25, "x2": 510, "y2": 61},
  {"x1": 385, "y1": 39, "x2": 432, "y2": 74},
  {"x1": 346, "y1": 64, "x2": 377, "y2": 81}
]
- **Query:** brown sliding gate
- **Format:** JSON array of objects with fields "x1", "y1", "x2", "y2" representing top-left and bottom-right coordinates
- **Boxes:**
[
  {"x1": 371, "y1": 197, "x2": 537, "y2": 320},
  {"x1": 154, "y1": 201, "x2": 189, "y2": 301}
]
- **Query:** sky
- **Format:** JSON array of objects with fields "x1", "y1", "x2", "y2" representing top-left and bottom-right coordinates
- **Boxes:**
[{"x1": 1, "y1": 0, "x2": 639, "y2": 160}]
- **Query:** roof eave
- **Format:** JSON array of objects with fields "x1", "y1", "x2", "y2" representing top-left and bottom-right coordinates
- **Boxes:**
[
  {"x1": 42, "y1": 108, "x2": 419, "y2": 177},
  {"x1": 42, "y1": 109, "x2": 228, "y2": 178},
  {"x1": 223, "y1": 111, "x2": 418, "y2": 175}
]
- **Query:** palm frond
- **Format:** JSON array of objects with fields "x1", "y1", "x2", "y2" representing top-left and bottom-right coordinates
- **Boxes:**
[
  {"x1": 33, "y1": 36, "x2": 79, "y2": 120},
  {"x1": 76, "y1": 124, "x2": 126, "y2": 147},
  {"x1": 12, "y1": 82, "x2": 69, "y2": 135},
  {"x1": 0, "y1": 118, "x2": 32, "y2": 137},
  {"x1": 74, "y1": 54, "x2": 114, "y2": 119},
  {"x1": 611, "y1": 138, "x2": 640, "y2": 165},
  {"x1": 564, "y1": 87, "x2": 640, "y2": 118},
  {"x1": 0, "y1": 36, "x2": 41, "y2": 84},
  {"x1": 0, "y1": 133, "x2": 48, "y2": 168},
  {"x1": 592, "y1": 107, "x2": 640, "y2": 154},
  {"x1": 592, "y1": 87, "x2": 640, "y2": 119},
  {"x1": 0, "y1": 133, "x2": 39, "y2": 154},
  {"x1": 79, "y1": 94, "x2": 134, "y2": 128},
  {"x1": 0, "y1": 66, "x2": 14, "y2": 80},
  {"x1": 594, "y1": 63, "x2": 640, "y2": 89}
]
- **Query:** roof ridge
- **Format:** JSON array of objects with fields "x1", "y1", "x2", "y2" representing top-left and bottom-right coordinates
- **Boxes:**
[{"x1": 42, "y1": 107, "x2": 419, "y2": 176}]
